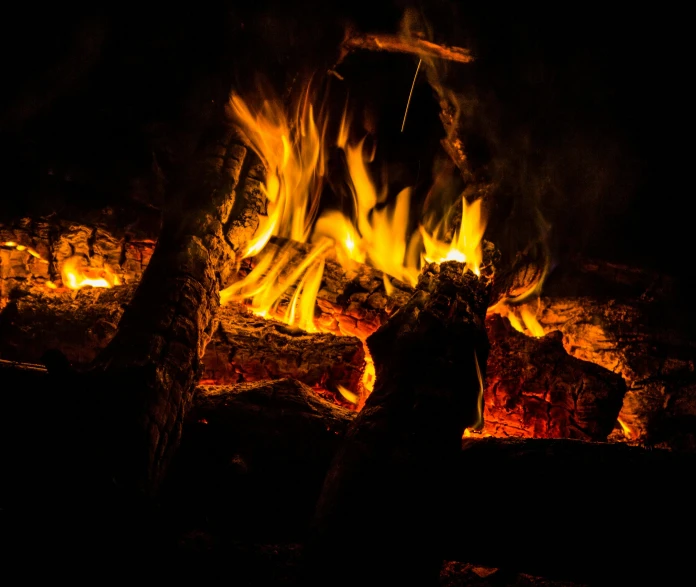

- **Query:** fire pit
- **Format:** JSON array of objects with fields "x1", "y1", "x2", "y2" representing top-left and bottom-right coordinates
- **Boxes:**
[{"x1": 1, "y1": 3, "x2": 694, "y2": 585}]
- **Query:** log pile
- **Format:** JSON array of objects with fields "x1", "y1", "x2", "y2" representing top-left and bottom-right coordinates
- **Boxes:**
[{"x1": 0, "y1": 251, "x2": 628, "y2": 441}]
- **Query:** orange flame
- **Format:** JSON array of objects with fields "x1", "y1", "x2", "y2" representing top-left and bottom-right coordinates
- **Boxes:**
[
  {"x1": 61, "y1": 256, "x2": 121, "y2": 290},
  {"x1": 223, "y1": 82, "x2": 488, "y2": 401}
]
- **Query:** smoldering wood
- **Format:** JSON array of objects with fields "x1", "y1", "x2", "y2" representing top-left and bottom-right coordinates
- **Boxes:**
[
  {"x1": 483, "y1": 314, "x2": 626, "y2": 440},
  {"x1": 304, "y1": 261, "x2": 491, "y2": 587},
  {"x1": 539, "y1": 296, "x2": 696, "y2": 449}
]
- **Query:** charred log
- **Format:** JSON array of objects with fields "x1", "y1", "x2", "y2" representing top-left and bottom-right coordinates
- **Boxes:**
[
  {"x1": 339, "y1": 32, "x2": 474, "y2": 65},
  {"x1": 483, "y1": 314, "x2": 626, "y2": 440},
  {"x1": 305, "y1": 261, "x2": 491, "y2": 586}
]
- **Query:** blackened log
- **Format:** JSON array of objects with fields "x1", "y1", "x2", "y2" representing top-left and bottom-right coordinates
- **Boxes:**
[
  {"x1": 3, "y1": 360, "x2": 693, "y2": 584},
  {"x1": 304, "y1": 261, "x2": 491, "y2": 587},
  {"x1": 92, "y1": 121, "x2": 267, "y2": 496},
  {"x1": 483, "y1": 314, "x2": 626, "y2": 440},
  {"x1": 339, "y1": 32, "x2": 474, "y2": 64}
]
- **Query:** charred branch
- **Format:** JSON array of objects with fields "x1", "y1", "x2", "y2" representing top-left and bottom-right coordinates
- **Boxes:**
[{"x1": 339, "y1": 33, "x2": 474, "y2": 65}]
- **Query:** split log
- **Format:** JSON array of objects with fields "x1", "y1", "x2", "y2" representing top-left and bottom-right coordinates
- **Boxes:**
[
  {"x1": 482, "y1": 314, "x2": 626, "y2": 440},
  {"x1": 304, "y1": 261, "x2": 491, "y2": 586}
]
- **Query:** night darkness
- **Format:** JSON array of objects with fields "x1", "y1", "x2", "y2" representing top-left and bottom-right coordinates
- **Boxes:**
[{"x1": 1, "y1": 3, "x2": 690, "y2": 283}]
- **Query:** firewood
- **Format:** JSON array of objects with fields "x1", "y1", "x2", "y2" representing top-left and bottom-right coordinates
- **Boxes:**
[
  {"x1": 483, "y1": 314, "x2": 626, "y2": 440},
  {"x1": 304, "y1": 260, "x2": 492, "y2": 586}
]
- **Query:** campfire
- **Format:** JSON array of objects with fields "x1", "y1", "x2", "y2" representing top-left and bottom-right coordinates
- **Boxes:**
[{"x1": 1, "y1": 4, "x2": 694, "y2": 586}]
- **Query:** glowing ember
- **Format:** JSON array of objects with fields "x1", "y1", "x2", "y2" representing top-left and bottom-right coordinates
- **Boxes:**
[{"x1": 61, "y1": 256, "x2": 121, "y2": 290}]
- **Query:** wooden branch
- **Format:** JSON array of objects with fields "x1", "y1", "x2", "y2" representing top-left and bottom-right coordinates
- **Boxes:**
[
  {"x1": 305, "y1": 261, "x2": 491, "y2": 586},
  {"x1": 340, "y1": 33, "x2": 474, "y2": 64}
]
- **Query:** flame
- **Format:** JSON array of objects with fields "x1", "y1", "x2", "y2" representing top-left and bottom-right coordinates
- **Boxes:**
[
  {"x1": 421, "y1": 196, "x2": 485, "y2": 276},
  {"x1": 617, "y1": 418, "x2": 634, "y2": 440},
  {"x1": 61, "y1": 256, "x2": 121, "y2": 290},
  {"x1": 224, "y1": 82, "x2": 488, "y2": 404},
  {"x1": 337, "y1": 384, "x2": 359, "y2": 405},
  {"x1": 488, "y1": 301, "x2": 545, "y2": 338}
]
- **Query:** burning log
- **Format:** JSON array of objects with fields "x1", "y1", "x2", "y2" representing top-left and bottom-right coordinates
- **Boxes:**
[
  {"x1": 304, "y1": 261, "x2": 491, "y2": 586},
  {"x1": 482, "y1": 314, "x2": 626, "y2": 440}
]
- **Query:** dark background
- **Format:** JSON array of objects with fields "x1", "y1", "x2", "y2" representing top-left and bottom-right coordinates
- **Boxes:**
[{"x1": 0, "y1": 2, "x2": 690, "y2": 280}]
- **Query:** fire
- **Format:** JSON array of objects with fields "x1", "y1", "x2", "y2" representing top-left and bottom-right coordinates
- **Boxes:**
[
  {"x1": 61, "y1": 255, "x2": 121, "y2": 290},
  {"x1": 221, "y1": 83, "x2": 487, "y2": 335},
  {"x1": 221, "y1": 82, "x2": 489, "y2": 405}
]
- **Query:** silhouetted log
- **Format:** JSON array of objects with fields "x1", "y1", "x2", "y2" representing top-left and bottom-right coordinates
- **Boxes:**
[
  {"x1": 482, "y1": 314, "x2": 626, "y2": 440},
  {"x1": 305, "y1": 261, "x2": 491, "y2": 587},
  {"x1": 92, "y1": 120, "x2": 269, "y2": 496}
]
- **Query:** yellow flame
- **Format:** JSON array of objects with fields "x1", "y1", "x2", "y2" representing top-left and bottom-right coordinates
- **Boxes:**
[
  {"x1": 421, "y1": 196, "x2": 485, "y2": 276},
  {"x1": 617, "y1": 418, "x2": 634, "y2": 440},
  {"x1": 337, "y1": 384, "x2": 359, "y2": 405},
  {"x1": 519, "y1": 305, "x2": 545, "y2": 338},
  {"x1": 61, "y1": 256, "x2": 121, "y2": 290}
]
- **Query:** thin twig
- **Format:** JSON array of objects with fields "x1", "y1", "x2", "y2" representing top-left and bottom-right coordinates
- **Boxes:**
[{"x1": 401, "y1": 58, "x2": 422, "y2": 133}]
